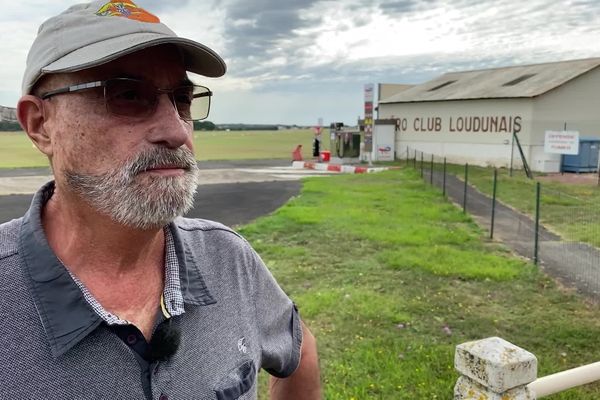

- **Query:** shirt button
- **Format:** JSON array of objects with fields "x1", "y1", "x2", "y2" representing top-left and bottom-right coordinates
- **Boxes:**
[
  {"x1": 126, "y1": 334, "x2": 137, "y2": 345},
  {"x1": 159, "y1": 394, "x2": 168, "y2": 400}
]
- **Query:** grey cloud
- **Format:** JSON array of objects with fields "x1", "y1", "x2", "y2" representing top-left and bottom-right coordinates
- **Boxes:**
[
  {"x1": 378, "y1": 0, "x2": 423, "y2": 14},
  {"x1": 223, "y1": 0, "x2": 323, "y2": 58}
]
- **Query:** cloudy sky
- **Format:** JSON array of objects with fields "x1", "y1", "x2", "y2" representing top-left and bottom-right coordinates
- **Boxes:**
[{"x1": 1, "y1": 0, "x2": 600, "y2": 126}]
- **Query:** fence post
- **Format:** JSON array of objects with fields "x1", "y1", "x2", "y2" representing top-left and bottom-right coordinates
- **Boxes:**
[
  {"x1": 463, "y1": 163, "x2": 468, "y2": 213},
  {"x1": 430, "y1": 154, "x2": 434, "y2": 185},
  {"x1": 443, "y1": 158, "x2": 447, "y2": 197},
  {"x1": 420, "y1": 152, "x2": 424, "y2": 178},
  {"x1": 406, "y1": 147, "x2": 410, "y2": 166},
  {"x1": 534, "y1": 182, "x2": 541, "y2": 265},
  {"x1": 413, "y1": 149, "x2": 417, "y2": 168},
  {"x1": 454, "y1": 337, "x2": 537, "y2": 399},
  {"x1": 490, "y1": 169, "x2": 498, "y2": 239}
]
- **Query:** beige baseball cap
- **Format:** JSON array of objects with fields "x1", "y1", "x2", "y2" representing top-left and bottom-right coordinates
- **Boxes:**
[{"x1": 22, "y1": 0, "x2": 226, "y2": 95}]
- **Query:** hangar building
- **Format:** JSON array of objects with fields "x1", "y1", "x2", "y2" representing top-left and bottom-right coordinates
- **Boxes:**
[{"x1": 377, "y1": 58, "x2": 600, "y2": 172}]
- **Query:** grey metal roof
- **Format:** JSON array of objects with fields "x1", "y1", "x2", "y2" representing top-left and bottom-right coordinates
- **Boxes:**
[
  {"x1": 379, "y1": 58, "x2": 600, "y2": 104},
  {"x1": 0, "y1": 105, "x2": 17, "y2": 122}
]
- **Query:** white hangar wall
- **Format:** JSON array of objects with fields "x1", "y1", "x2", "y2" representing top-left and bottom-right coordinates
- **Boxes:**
[
  {"x1": 378, "y1": 98, "x2": 534, "y2": 169},
  {"x1": 529, "y1": 67, "x2": 600, "y2": 172},
  {"x1": 376, "y1": 64, "x2": 600, "y2": 173}
]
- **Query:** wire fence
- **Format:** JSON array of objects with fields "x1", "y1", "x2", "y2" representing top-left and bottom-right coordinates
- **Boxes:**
[{"x1": 400, "y1": 146, "x2": 600, "y2": 299}]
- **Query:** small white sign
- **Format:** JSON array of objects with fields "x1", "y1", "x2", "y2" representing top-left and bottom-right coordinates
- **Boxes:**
[
  {"x1": 544, "y1": 131, "x2": 579, "y2": 155},
  {"x1": 376, "y1": 144, "x2": 394, "y2": 161}
]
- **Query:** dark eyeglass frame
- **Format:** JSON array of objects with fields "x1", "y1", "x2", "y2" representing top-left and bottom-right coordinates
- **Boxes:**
[{"x1": 39, "y1": 78, "x2": 213, "y2": 121}]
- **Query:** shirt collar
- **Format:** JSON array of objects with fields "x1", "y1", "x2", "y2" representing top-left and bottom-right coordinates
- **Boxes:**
[{"x1": 18, "y1": 181, "x2": 215, "y2": 358}]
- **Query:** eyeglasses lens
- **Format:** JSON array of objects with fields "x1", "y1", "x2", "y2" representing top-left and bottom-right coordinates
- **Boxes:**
[
  {"x1": 188, "y1": 86, "x2": 211, "y2": 121},
  {"x1": 105, "y1": 80, "x2": 211, "y2": 121},
  {"x1": 105, "y1": 79, "x2": 156, "y2": 118}
]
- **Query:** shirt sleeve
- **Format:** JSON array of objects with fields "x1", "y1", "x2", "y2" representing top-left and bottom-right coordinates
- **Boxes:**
[{"x1": 250, "y1": 250, "x2": 303, "y2": 378}]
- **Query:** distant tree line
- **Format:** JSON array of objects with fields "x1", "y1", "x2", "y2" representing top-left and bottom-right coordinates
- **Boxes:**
[
  {"x1": 0, "y1": 121, "x2": 21, "y2": 131},
  {"x1": 0, "y1": 119, "x2": 306, "y2": 132},
  {"x1": 193, "y1": 120, "x2": 217, "y2": 130},
  {"x1": 193, "y1": 122, "x2": 305, "y2": 131}
]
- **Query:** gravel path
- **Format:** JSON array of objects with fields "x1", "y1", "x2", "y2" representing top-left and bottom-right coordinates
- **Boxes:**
[{"x1": 425, "y1": 168, "x2": 600, "y2": 300}]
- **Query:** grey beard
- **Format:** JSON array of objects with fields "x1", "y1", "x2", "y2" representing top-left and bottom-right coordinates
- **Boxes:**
[{"x1": 64, "y1": 147, "x2": 199, "y2": 230}]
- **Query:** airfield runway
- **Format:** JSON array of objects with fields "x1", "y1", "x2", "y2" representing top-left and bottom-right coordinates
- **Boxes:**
[{"x1": 0, "y1": 159, "x2": 331, "y2": 227}]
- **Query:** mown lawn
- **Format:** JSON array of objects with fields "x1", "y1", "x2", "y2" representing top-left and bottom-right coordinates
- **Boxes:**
[
  {"x1": 0, "y1": 129, "x2": 324, "y2": 168},
  {"x1": 236, "y1": 167, "x2": 600, "y2": 399}
]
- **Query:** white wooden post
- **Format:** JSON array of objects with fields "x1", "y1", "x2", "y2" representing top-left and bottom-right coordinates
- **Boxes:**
[{"x1": 454, "y1": 337, "x2": 538, "y2": 399}]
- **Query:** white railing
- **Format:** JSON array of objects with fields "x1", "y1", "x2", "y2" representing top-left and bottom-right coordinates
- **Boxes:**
[
  {"x1": 454, "y1": 337, "x2": 600, "y2": 399},
  {"x1": 528, "y1": 361, "x2": 600, "y2": 398}
]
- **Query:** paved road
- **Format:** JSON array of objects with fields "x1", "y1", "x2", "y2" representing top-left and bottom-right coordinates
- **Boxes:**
[
  {"x1": 0, "y1": 159, "x2": 322, "y2": 227},
  {"x1": 0, "y1": 180, "x2": 302, "y2": 228}
]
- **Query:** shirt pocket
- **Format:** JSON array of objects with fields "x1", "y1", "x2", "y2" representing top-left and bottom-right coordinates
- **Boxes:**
[{"x1": 214, "y1": 360, "x2": 257, "y2": 400}]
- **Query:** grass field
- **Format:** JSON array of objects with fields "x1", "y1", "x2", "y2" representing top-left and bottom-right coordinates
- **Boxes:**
[
  {"x1": 3, "y1": 131, "x2": 599, "y2": 397},
  {"x1": 237, "y1": 168, "x2": 600, "y2": 399},
  {"x1": 442, "y1": 164, "x2": 600, "y2": 247},
  {"x1": 0, "y1": 129, "x2": 325, "y2": 168}
]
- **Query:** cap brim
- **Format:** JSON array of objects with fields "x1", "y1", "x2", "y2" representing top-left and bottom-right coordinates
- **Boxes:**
[{"x1": 42, "y1": 32, "x2": 226, "y2": 78}]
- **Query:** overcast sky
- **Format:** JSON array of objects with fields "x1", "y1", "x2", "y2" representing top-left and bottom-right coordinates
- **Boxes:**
[{"x1": 1, "y1": 0, "x2": 600, "y2": 126}]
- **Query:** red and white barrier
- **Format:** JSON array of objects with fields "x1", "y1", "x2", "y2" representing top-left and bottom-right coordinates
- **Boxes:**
[{"x1": 291, "y1": 161, "x2": 388, "y2": 174}]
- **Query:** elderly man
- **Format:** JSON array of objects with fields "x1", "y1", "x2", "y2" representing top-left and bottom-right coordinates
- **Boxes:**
[{"x1": 1, "y1": 1, "x2": 321, "y2": 399}]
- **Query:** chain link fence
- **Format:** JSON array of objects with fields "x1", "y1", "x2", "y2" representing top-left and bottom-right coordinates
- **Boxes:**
[{"x1": 400, "y1": 146, "x2": 600, "y2": 299}]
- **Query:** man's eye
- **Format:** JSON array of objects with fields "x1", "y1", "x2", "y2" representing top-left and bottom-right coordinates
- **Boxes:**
[
  {"x1": 114, "y1": 89, "x2": 142, "y2": 101},
  {"x1": 175, "y1": 94, "x2": 193, "y2": 105}
]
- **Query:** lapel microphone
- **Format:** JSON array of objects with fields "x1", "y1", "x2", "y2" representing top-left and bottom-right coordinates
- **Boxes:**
[{"x1": 148, "y1": 319, "x2": 181, "y2": 362}]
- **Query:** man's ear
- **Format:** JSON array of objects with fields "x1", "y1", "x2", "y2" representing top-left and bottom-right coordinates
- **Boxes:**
[{"x1": 17, "y1": 95, "x2": 53, "y2": 157}]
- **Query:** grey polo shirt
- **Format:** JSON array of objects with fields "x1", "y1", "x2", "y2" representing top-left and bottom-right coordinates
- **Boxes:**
[{"x1": 0, "y1": 182, "x2": 302, "y2": 399}]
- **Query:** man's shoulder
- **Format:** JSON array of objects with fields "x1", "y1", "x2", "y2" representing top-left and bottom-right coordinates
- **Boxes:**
[
  {"x1": 173, "y1": 217, "x2": 249, "y2": 246},
  {"x1": 174, "y1": 216, "x2": 237, "y2": 234},
  {"x1": 0, "y1": 218, "x2": 22, "y2": 260}
]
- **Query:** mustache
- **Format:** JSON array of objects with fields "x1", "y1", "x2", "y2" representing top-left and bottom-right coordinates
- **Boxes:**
[{"x1": 127, "y1": 147, "x2": 198, "y2": 176}]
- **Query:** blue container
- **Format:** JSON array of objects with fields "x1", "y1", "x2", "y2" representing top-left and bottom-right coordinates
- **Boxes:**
[{"x1": 561, "y1": 138, "x2": 600, "y2": 173}]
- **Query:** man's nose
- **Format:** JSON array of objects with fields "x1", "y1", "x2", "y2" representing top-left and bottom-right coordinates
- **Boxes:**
[{"x1": 145, "y1": 93, "x2": 191, "y2": 149}]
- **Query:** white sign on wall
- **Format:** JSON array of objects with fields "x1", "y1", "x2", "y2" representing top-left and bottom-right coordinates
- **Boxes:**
[
  {"x1": 376, "y1": 144, "x2": 394, "y2": 161},
  {"x1": 544, "y1": 131, "x2": 580, "y2": 155}
]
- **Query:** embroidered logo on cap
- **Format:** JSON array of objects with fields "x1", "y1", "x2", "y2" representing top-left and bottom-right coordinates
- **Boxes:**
[{"x1": 96, "y1": 0, "x2": 160, "y2": 23}]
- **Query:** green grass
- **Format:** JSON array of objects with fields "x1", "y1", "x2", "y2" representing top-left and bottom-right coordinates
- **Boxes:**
[
  {"x1": 443, "y1": 164, "x2": 600, "y2": 247},
  {"x1": 0, "y1": 129, "x2": 326, "y2": 168},
  {"x1": 193, "y1": 129, "x2": 328, "y2": 161},
  {"x1": 236, "y1": 168, "x2": 600, "y2": 399},
  {"x1": 0, "y1": 132, "x2": 50, "y2": 168}
]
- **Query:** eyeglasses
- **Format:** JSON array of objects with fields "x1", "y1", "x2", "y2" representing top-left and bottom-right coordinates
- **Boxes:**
[{"x1": 40, "y1": 78, "x2": 212, "y2": 121}]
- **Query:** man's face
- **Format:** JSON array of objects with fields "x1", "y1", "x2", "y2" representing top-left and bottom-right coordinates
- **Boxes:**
[{"x1": 43, "y1": 45, "x2": 201, "y2": 229}]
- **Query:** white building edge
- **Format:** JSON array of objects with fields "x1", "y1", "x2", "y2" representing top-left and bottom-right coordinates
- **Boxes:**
[
  {"x1": 376, "y1": 57, "x2": 600, "y2": 172},
  {"x1": 0, "y1": 105, "x2": 17, "y2": 122}
]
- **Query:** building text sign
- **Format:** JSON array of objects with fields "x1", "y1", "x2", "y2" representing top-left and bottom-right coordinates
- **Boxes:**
[
  {"x1": 544, "y1": 131, "x2": 579, "y2": 155},
  {"x1": 394, "y1": 115, "x2": 522, "y2": 134}
]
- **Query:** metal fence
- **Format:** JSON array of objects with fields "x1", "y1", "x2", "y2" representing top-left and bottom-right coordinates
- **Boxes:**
[{"x1": 400, "y1": 146, "x2": 600, "y2": 299}]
